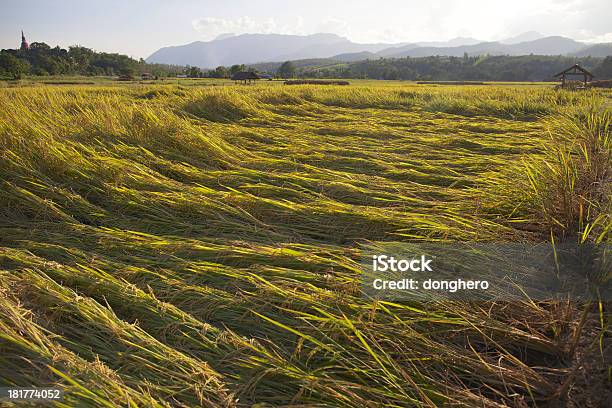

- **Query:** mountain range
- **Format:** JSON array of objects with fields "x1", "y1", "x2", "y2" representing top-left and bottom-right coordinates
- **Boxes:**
[{"x1": 146, "y1": 32, "x2": 612, "y2": 68}]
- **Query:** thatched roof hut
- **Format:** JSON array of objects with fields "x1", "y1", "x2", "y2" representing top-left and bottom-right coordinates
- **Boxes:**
[
  {"x1": 231, "y1": 71, "x2": 260, "y2": 83},
  {"x1": 554, "y1": 64, "x2": 593, "y2": 88}
]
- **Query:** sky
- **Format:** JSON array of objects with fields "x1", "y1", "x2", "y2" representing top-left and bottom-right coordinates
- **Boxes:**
[{"x1": 1, "y1": 0, "x2": 611, "y2": 59}]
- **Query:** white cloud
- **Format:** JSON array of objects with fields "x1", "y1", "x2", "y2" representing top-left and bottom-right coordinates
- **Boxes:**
[
  {"x1": 191, "y1": 1, "x2": 612, "y2": 45},
  {"x1": 499, "y1": 0, "x2": 612, "y2": 41},
  {"x1": 192, "y1": 16, "x2": 306, "y2": 40},
  {"x1": 315, "y1": 18, "x2": 349, "y2": 37},
  {"x1": 580, "y1": 32, "x2": 612, "y2": 43},
  {"x1": 192, "y1": 17, "x2": 272, "y2": 39}
]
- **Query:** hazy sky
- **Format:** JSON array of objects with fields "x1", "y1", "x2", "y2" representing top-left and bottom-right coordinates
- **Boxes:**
[{"x1": 1, "y1": 0, "x2": 611, "y2": 58}]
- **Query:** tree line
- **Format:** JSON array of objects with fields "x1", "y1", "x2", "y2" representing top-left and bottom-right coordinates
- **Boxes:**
[
  {"x1": 0, "y1": 43, "x2": 184, "y2": 79},
  {"x1": 289, "y1": 54, "x2": 612, "y2": 81},
  {"x1": 0, "y1": 42, "x2": 293, "y2": 80},
  {"x1": 183, "y1": 62, "x2": 294, "y2": 79},
  {"x1": 2, "y1": 41, "x2": 611, "y2": 82},
  {"x1": 179, "y1": 56, "x2": 612, "y2": 81}
]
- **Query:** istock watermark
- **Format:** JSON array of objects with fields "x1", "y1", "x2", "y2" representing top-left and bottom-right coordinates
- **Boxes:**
[
  {"x1": 372, "y1": 255, "x2": 433, "y2": 272},
  {"x1": 361, "y1": 242, "x2": 611, "y2": 301}
]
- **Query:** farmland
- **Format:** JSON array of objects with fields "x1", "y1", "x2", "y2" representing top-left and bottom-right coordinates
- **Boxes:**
[{"x1": 0, "y1": 81, "x2": 610, "y2": 407}]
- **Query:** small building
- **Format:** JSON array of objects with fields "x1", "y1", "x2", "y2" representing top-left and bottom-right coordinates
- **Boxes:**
[
  {"x1": 141, "y1": 72, "x2": 154, "y2": 80},
  {"x1": 231, "y1": 71, "x2": 260, "y2": 84},
  {"x1": 554, "y1": 64, "x2": 594, "y2": 89}
]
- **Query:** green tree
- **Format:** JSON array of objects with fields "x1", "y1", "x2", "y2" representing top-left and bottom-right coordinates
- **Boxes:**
[
  {"x1": 278, "y1": 61, "x2": 295, "y2": 79},
  {"x1": 68, "y1": 46, "x2": 94, "y2": 72},
  {"x1": 187, "y1": 66, "x2": 202, "y2": 78},
  {"x1": 28, "y1": 42, "x2": 51, "y2": 52},
  {"x1": 212, "y1": 66, "x2": 229, "y2": 78},
  {"x1": 593, "y1": 56, "x2": 612, "y2": 79},
  {"x1": 229, "y1": 64, "x2": 246, "y2": 76},
  {"x1": 0, "y1": 52, "x2": 30, "y2": 79}
]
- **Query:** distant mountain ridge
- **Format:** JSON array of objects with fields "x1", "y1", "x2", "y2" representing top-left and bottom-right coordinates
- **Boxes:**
[
  {"x1": 386, "y1": 36, "x2": 586, "y2": 58},
  {"x1": 146, "y1": 32, "x2": 612, "y2": 68},
  {"x1": 147, "y1": 33, "x2": 401, "y2": 68},
  {"x1": 571, "y1": 43, "x2": 612, "y2": 58},
  {"x1": 499, "y1": 31, "x2": 545, "y2": 44}
]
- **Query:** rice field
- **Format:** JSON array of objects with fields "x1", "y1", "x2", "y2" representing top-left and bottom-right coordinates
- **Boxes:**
[{"x1": 0, "y1": 82, "x2": 610, "y2": 407}]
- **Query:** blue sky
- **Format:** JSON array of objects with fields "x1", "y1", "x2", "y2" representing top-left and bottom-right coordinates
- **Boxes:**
[{"x1": 2, "y1": 0, "x2": 611, "y2": 58}]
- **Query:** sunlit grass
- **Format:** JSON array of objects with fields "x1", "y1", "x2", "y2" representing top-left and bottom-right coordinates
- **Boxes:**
[{"x1": 0, "y1": 83, "x2": 610, "y2": 406}]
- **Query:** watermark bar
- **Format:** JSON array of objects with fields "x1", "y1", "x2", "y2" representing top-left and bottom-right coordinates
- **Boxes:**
[
  {"x1": 0, "y1": 387, "x2": 64, "y2": 402},
  {"x1": 361, "y1": 242, "x2": 611, "y2": 301}
]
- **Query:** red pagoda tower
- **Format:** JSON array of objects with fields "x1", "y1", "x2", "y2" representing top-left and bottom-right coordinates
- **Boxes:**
[{"x1": 20, "y1": 30, "x2": 29, "y2": 50}]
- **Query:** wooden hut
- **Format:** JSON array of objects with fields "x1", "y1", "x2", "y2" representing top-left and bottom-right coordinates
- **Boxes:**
[
  {"x1": 231, "y1": 71, "x2": 260, "y2": 84},
  {"x1": 554, "y1": 64, "x2": 593, "y2": 88}
]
